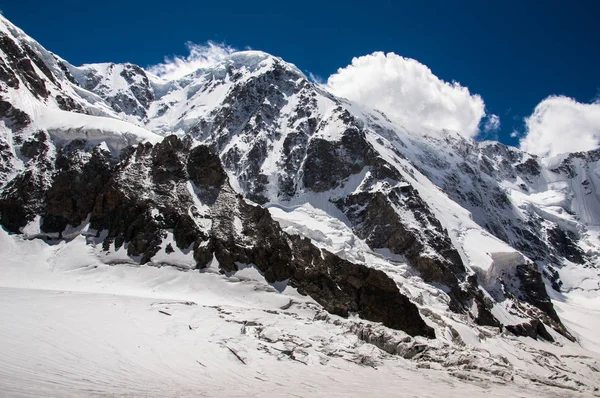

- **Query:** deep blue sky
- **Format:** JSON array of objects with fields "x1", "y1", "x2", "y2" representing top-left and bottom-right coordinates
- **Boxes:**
[{"x1": 2, "y1": 0, "x2": 599, "y2": 146}]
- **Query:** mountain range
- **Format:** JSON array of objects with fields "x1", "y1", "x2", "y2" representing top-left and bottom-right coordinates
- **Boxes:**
[{"x1": 0, "y1": 14, "x2": 599, "y2": 396}]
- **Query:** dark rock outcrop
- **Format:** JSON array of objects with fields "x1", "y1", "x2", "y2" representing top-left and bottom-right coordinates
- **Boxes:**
[
  {"x1": 513, "y1": 263, "x2": 575, "y2": 341},
  {"x1": 547, "y1": 226, "x2": 585, "y2": 264},
  {"x1": 505, "y1": 319, "x2": 554, "y2": 342},
  {"x1": 336, "y1": 172, "x2": 467, "y2": 311},
  {"x1": 303, "y1": 127, "x2": 378, "y2": 192},
  {"x1": 0, "y1": 33, "x2": 50, "y2": 98},
  {"x1": 0, "y1": 130, "x2": 52, "y2": 232},
  {"x1": 0, "y1": 135, "x2": 434, "y2": 338},
  {"x1": 0, "y1": 97, "x2": 31, "y2": 130}
]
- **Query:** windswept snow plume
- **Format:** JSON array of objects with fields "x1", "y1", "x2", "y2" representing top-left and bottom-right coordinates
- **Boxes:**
[
  {"x1": 147, "y1": 41, "x2": 237, "y2": 80},
  {"x1": 483, "y1": 114, "x2": 501, "y2": 133},
  {"x1": 520, "y1": 95, "x2": 600, "y2": 157},
  {"x1": 326, "y1": 52, "x2": 486, "y2": 137}
]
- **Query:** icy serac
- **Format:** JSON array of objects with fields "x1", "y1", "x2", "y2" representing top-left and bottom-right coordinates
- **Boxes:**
[{"x1": 0, "y1": 13, "x2": 599, "y2": 395}]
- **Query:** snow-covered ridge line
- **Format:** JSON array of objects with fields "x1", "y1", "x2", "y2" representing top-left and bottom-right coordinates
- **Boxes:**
[{"x1": 1, "y1": 9, "x2": 595, "y2": 334}]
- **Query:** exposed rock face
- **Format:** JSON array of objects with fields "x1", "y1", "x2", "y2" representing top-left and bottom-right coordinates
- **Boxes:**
[
  {"x1": 0, "y1": 97, "x2": 30, "y2": 130},
  {"x1": 514, "y1": 263, "x2": 573, "y2": 339},
  {"x1": 337, "y1": 188, "x2": 468, "y2": 309},
  {"x1": 42, "y1": 140, "x2": 117, "y2": 236},
  {"x1": 0, "y1": 131, "x2": 53, "y2": 231},
  {"x1": 182, "y1": 73, "x2": 477, "y2": 316},
  {"x1": 0, "y1": 32, "x2": 50, "y2": 99},
  {"x1": 73, "y1": 63, "x2": 155, "y2": 121},
  {"x1": 0, "y1": 135, "x2": 434, "y2": 338},
  {"x1": 417, "y1": 138, "x2": 597, "y2": 290},
  {"x1": 505, "y1": 319, "x2": 554, "y2": 342},
  {"x1": 303, "y1": 127, "x2": 378, "y2": 192},
  {"x1": 547, "y1": 226, "x2": 585, "y2": 265},
  {"x1": 55, "y1": 94, "x2": 84, "y2": 112}
]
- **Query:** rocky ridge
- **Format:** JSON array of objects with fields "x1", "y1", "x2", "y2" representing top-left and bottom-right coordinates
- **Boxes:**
[{"x1": 0, "y1": 13, "x2": 598, "y2": 350}]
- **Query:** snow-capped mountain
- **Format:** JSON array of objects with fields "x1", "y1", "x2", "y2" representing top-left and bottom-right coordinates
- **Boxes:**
[{"x1": 0, "y1": 14, "x2": 599, "y2": 396}]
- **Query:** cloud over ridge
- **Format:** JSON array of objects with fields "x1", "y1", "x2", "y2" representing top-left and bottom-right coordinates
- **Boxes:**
[
  {"x1": 326, "y1": 52, "x2": 487, "y2": 138},
  {"x1": 520, "y1": 95, "x2": 600, "y2": 157}
]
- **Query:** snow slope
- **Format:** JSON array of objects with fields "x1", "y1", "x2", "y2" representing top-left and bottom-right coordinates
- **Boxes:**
[
  {"x1": 1, "y1": 228, "x2": 599, "y2": 397},
  {"x1": 0, "y1": 288, "x2": 547, "y2": 398}
]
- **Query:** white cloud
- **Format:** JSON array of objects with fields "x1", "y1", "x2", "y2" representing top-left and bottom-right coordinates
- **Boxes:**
[
  {"x1": 483, "y1": 114, "x2": 501, "y2": 133},
  {"x1": 326, "y1": 52, "x2": 486, "y2": 138},
  {"x1": 520, "y1": 95, "x2": 600, "y2": 157},
  {"x1": 147, "y1": 41, "x2": 236, "y2": 80}
]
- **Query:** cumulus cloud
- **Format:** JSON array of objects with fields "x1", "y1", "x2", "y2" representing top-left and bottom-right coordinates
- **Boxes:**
[
  {"x1": 147, "y1": 41, "x2": 236, "y2": 80},
  {"x1": 483, "y1": 114, "x2": 501, "y2": 133},
  {"x1": 326, "y1": 52, "x2": 486, "y2": 138},
  {"x1": 519, "y1": 95, "x2": 600, "y2": 157}
]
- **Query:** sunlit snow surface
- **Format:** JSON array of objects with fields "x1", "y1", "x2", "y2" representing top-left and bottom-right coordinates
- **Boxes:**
[
  {"x1": 1, "y1": 224, "x2": 600, "y2": 397},
  {"x1": 0, "y1": 288, "x2": 539, "y2": 398}
]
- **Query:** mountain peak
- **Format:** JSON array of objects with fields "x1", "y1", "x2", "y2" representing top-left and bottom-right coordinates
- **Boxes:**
[{"x1": 167, "y1": 49, "x2": 306, "y2": 83}]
